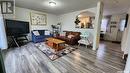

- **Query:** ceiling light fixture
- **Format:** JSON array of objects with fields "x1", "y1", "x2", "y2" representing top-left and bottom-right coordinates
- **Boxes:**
[{"x1": 49, "y1": 2, "x2": 56, "y2": 7}]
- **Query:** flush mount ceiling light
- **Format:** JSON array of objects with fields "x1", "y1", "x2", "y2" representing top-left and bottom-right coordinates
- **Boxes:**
[{"x1": 49, "y1": 2, "x2": 56, "y2": 7}]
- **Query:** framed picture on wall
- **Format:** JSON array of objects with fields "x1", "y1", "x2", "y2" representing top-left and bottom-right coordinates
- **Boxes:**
[{"x1": 30, "y1": 12, "x2": 47, "y2": 25}]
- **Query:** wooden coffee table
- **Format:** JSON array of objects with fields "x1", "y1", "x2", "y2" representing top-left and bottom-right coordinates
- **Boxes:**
[{"x1": 45, "y1": 37, "x2": 66, "y2": 53}]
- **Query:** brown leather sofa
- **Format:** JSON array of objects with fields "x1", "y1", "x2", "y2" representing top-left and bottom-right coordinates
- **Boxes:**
[{"x1": 56, "y1": 31, "x2": 81, "y2": 45}]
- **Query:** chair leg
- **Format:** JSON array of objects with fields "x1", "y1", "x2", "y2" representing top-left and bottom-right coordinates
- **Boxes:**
[{"x1": 86, "y1": 45, "x2": 88, "y2": 48}]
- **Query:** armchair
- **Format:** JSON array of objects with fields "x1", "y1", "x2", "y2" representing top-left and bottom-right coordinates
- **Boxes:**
[{"x1": 78, "y1": 32, "x2": 93, "y2": 48}]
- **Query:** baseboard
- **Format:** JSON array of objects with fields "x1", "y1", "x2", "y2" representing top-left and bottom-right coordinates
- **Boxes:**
[{"x1": 111, "y1": 41, "x2": 121, "y2": 44}]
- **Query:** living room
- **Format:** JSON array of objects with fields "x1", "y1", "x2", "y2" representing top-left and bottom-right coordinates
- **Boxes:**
[{"x1": 1, "y1": 0, "x2": 130, "y2": 73}]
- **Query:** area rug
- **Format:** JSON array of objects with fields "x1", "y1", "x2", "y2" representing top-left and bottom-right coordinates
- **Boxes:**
[{"x1": 35, "y1": 42, "x2": 78, "y2": 61}]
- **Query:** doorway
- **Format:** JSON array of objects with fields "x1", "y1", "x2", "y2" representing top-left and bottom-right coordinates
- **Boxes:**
[{"x1": 99, "y1": 14, "x2": 128, "y2": 64}]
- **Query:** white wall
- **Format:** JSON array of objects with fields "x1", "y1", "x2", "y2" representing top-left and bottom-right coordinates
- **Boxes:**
[
  {"x1": 3, "y1": 7, "x2": 58, "y2": 31},
  {"x1": 3, "y1": 6, "x2": 97, "y2": 41},
  {"x1": 126, "y1": 9, "x2": 130, "y2": 53},
  {"x1": 121, "y1": 11, "x2": 130, "y2": 54},
  {"x1": 93, "y1": 2, "x2": 103, "y2": 50},
  {"x1": 57, "y1": 7, "x2": 97, "y2": 36},
  {"x1": 0, "y1": 6, "x2": 8, "y2": 50},
  {"x1": 124, "y1": 8, "x2": 130, "y2": 73},
  {"x1": 3, "y1": 6, "x2": 96, "y2": 35}
]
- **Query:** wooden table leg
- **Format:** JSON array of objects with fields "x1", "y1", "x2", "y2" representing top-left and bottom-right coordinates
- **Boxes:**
[{"x1": 52, "y1": 44, "x2": 59, "y2": 59}]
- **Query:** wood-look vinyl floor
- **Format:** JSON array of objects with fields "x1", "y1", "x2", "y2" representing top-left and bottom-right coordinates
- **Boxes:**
[{"x1": 3, "y1": 41, "x2": 125, "y2": 73}]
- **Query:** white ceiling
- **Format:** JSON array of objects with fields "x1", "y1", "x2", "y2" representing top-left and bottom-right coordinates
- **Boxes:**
[
  {"x1": 15, "y1": 0, "x2": 130, "y2": 15},
  {"x1": 79, "y1": 11, "x2": 95, "y2": 17},
  {"x1": 103, "y1": 0, "x2": 130, "y2": 15},
  {"x1": 15, "y1": 0, "x2": 98, "y2": 15}
]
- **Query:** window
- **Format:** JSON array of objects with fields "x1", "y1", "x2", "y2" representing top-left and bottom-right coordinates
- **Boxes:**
[
  {"x1": 101, "y1": 18, "x2": 109, "y2": 33},
  {"x1": 119, "y1": 19, "x2": 126, "y2": 31}
]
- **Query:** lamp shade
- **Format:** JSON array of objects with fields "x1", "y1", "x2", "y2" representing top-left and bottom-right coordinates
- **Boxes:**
[{"x1": 0, "y1": 13, "x2": 8, "y2": 50}]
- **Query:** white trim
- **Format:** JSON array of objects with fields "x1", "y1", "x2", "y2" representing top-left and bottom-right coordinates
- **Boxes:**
[
  {"x1": 0, "y1": 7, "x2": 8, "y2": 49},
  {"x1": 92, "y1": 1, "x2": 103, "y2": 50}
]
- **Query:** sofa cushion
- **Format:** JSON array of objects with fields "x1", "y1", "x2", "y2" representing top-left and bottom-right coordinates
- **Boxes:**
[
  {"x1": 35, "y1": 35, "x2": 44, "y2": 39},
  {"x1": 38, "y1": 30, "x2": 45, "y2": 35},
  {"x1": 60, "y1": 32, "x2": 66, "y2": 36},
  {"x1": 65, "y1": 31, "x2": 80, "y2": 37}
]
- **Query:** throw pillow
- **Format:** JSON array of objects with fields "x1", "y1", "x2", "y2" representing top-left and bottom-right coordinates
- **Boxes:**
[
  {"x1": 33, "y1": 31, "x2": 40, "y2": 36},
  {"x1": 67, "y1": 35, "x2": 74, "y2": 39},
  {"x1": 45, "y1": 30, "x2": 50, "y2": 35}
]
